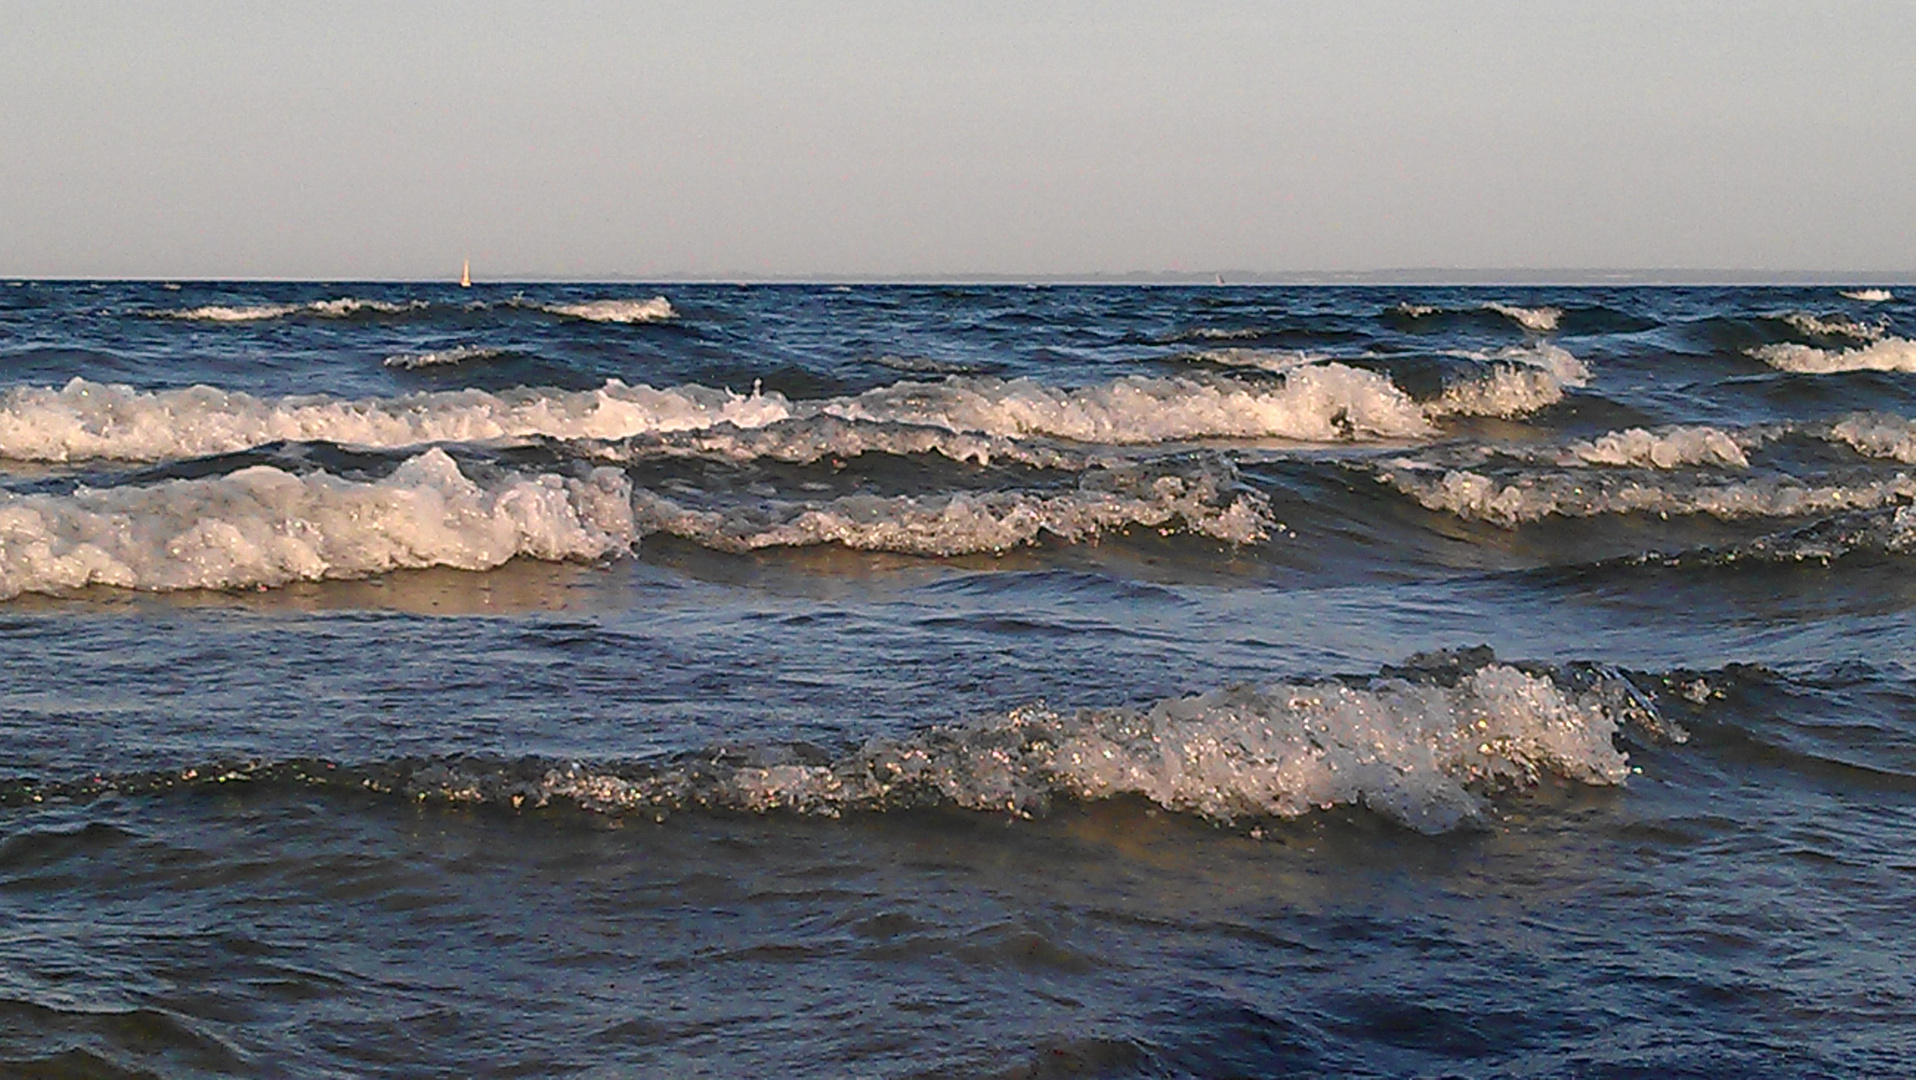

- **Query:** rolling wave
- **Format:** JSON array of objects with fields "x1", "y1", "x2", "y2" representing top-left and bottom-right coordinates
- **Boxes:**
[
  {"x1": 154, "y1": 298, "x2": 430, "y2": 322},
  {"x1": 1751, "y1": 337, "x2": 1916, "y2": 374},
  {"x1": 0, "y1": 448, "x2": 634, "y2": 599},
  {"x1": 0, "y1": 652, "x2": 1669, "y2": 834},
  {"x1": 0, "y1": 357, "x2": 1588, "y2": 464}
]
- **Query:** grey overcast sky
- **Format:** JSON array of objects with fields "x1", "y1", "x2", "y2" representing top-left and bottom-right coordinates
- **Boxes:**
[{"x1": 3, "y1": 0, "x2": 1914, "y2": 279}]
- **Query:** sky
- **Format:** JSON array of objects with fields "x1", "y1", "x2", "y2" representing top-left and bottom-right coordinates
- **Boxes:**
[{"x1": 4, "y1": 0, "x2": 1914, "y2": 280}]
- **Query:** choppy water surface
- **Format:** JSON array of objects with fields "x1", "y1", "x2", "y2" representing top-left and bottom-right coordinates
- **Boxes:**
[{"x1": 2, "y1": 281, "x2": 1914, "y2": 1076}]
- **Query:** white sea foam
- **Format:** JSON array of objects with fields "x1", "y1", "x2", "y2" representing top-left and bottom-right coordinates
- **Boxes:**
[
  {"x1": 1484, "y1": 303, "x2": 1563, "y2": 333},
  {"x1": 0, "y1": 449, "x2": 635, "y2": 599},
  {"x1": 823, "y1": 365, "x2": 1438, "y2": 444},
  {"x1": 1387, "y1": 466, "x2": 1916, "y2": 527},
  {"x1": 1393, "y1": 302, "x2": 1439, "y2": 318},
  {"x1": 157, "y1": 298, "x2": 430, "y2": 322},
  {"x1": 383, "y1": 345, "x2": 508, "y2": 370},
  {"x1": 1561, "y1": 426, "x2": 1750, "y2": 470},
  {"x1": 598, "y1": 414, "x2": 1087, "y2": 471},
  {"x1": 631, "y1": 464, "x2": 1270, "y2": 555},
  {"x1": 1426, "y1": 344, "x2": 1589, "y2": 419},
  {"x1": 501, "y1": 663, "x2": 1631, "y2": 833},
  {"x1": 0, "y1": 378, "x2": 793, "y2": 463},
  {"x1": 0, "y1": 356, "x2": 1588, "y2": 465},
  {"x1": 536, "y1": 297, "x2": 676, "y2": 323},
  {"x1": 1840, "y1": 289, "x2": 1894, "y2": 302},
  {"x1": 1778, "y1": 312, "x2": 1887, "y2": 342},
  {"x1": 1751, "y1": 337, "x2": 1916, "y2": 374},
  {"x1": 1826, "y1": 413, "x2": 1916, "y2": 464}
]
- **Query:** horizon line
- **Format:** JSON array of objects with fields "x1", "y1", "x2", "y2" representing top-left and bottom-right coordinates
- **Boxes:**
[{"x1": 8, "y1": 268, "x2": 1915, "y2": 286}]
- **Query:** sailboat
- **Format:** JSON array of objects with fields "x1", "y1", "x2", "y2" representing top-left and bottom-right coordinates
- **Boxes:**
[{"x1": 460, "y1": 259, "x2": 471, "y2": 288}]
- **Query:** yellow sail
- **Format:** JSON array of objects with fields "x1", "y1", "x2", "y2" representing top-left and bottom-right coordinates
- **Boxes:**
[{"x1": 460, "y1": 259, "x2": 471, "y2": 288}]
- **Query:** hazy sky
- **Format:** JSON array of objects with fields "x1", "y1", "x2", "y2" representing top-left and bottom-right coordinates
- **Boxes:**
[{"x1": 5, "y1": 1, "x2": 1914, "y2": 279}]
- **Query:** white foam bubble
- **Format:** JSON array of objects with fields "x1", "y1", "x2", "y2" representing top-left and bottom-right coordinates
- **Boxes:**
[
  {"x1": 1484, "y1": 303, "x2": 1563, "y2": 333},
  {"x1": 1751, "y1": 337, "x2": 1916, "y2": 374},
  {"x1": 537, "y1": 297, "x2": 676, "y2": 323},
  {"x1": 520, "y1": 663, "x2": 1629, "y2": 833},
  {"x1": 0, "y1": 448, "x2": 635, "y2": 599},
  {"x1": 1840, "y1": 289, "x2": 1894, "y2": 302},
  {"x1": 1562, "y1": 426, "x2": 1750, "y2": 470}
]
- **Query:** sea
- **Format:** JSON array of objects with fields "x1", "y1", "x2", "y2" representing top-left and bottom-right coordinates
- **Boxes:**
[{"x1": 1, "y1": 280, "x2": 1913, "y2": 1077}]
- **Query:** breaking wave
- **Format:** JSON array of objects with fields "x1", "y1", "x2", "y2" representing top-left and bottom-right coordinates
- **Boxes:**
[
  {"x1": 0, "y1": 354, "x2": 1585, "y2": 465},
  {"x1": 1560, "y1": 426, "x2": 1751, "y2": 470},
  {"x1": 528, "y1": 297, "x2": 676, "y2": 324},
  {"x1": 631, "y1": 461, "x2": 1271, "y2": 555},
  {"x1": 0, "y1": 448, "x2": 635, "y2": 600},
  {"x1": 1840, "y1": 288, "x2": 1894, "y2": 302},
  {"x1": 383, "y1": 345, "x2": 510, "y2": 370},
  {"x1": 155, "y1": 298, "x2": 430, "y2": 322},
  {"x1": 1482, "y1": 303, "x2": 1562, "y2": 333},
  {"x1": 1750, "y1": 337, "x2": 1916, "y2": 374},
  {"x1": 1777, "y1": 312, "x2": 1887, "y2": 342},
  {"x1": 1391, "y1": 302, "x2": 1563, "y2": 333},
  {"x1": 1384, "y1": 464, "x2": 1916, "y2": 527},
  {"x1": 2, "y1": 652, "x2": 1670, "y2": 833}
]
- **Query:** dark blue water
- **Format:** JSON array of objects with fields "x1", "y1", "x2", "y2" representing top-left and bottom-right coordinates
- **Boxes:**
[{"x1": 1, "y1": 281, "x2": 1913, "y2": 1076}]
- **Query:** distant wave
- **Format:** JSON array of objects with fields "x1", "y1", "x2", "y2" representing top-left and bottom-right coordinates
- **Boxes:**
[
  {"x1": 1392, "y1": 302, "x2": 1563, "y2": 333},
  {"x1": 1840, "y1": 288, "x2": 1894, "y2": 302},
  {"x1": 3, "y1": 652, "x2": 1671, "y2": 833},
  {"x1": 150, "y1": 295, "x2": 677, "y2": 325},
  {"x1": 1482, "y1": 302, "x2": 1563, "y2": 333},
  {"x1": 383, "y1": 345, "x2": 509, "y2": 370},
  {"x1": 1774, "y1": 312, "x2": 1887, "y2": 342},
  {"x1": 1750, "y1": 337, "x2": 1916, "y2": 374},
  {"x1": 0, "y1": 449, "x2": 634, "y2": 600},
  {"x1": 155, "y1": 298, "x2": 429, "y2": 322},
  {"x1": 1179, "y1": 348, "x2": 1329, "y2": 375},
  {"x1": 523, "y1": 297, "x2": 675, "y2": 323}
]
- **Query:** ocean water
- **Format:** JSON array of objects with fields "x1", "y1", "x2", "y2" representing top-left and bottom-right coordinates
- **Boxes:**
[{"x1": 1, "y1": 280, "x2": 1913, "y2": 1077}]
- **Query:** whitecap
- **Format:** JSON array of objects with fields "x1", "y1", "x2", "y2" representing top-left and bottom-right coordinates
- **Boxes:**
[
  {"x1": 1840, "y1": 288, "x2": 1894, "y2": 302},
  {"x1": 383, "y1": 345, "x2": 509, "y2": 370},
  {"x1": 537, "y1": 297, "x2": 676, "y2": 323},
  {"x1": 1483, "y1": 303, "x2": 1563, "y2": 333},
  {"x1": 516, "y1": 661, "x2": 1633, "y2": 833},
  {"x1": 1778, "y1": 312, "x2": 1887, "y2": 342},
  {"x1": 0, "y1": 448, "x2": 634, "y2": 599},
  {"x1": 1751, "y1": 337, "x2": 1916, "y2": 374},
  {"x1": 1386, "y1": 466, "x2": 1916, "y2": 527},
  {"x1": 156, "y1": 298, "x2": 428, "y2": 322},
  {"x1": 631, "y1": 461, "x2": 1271, "y2": 556},
  {"x1": 1561, "y1": 426, "x2": 1750, "y2": 470}
]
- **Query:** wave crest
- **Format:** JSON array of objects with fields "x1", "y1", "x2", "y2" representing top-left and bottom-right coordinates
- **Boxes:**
[
  {"x1": 0, "y1": 449, "x2": 635, "y2": 599},
  {"x1": 1751, "y1": 337, "x2": 1916, "y2": 374}
]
